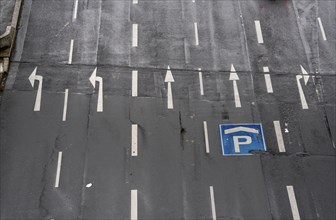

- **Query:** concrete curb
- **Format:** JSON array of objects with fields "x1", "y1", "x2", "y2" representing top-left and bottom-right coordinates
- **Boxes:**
[{"x1": 0, "y1": 0, "x2": 22, "y2": 90}]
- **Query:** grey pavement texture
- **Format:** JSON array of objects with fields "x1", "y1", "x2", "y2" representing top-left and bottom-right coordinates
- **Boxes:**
[
  {"x1": 1, "y1": 0, "x2": 335, "y2": 219},
  {"x1": 0, "y1": 0, "x2": 15, "y2": 34}
]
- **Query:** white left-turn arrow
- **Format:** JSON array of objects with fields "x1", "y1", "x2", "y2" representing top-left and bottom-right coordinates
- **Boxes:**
[
  {"x1": 229, "y1": 64, "x2": 241, "y2": 108},
  {"x1": 90, "y1": 67, "x2": 103, "y2": 112},
  {"x1": 29, "y1": 67, "x2": 43, "y2": 111},
  {"x1": 165, "y1": 66, "x2": 174, "y2": 109},
  {"x1": 296, "y1": 65, "x2": 310, "y2": 109}
]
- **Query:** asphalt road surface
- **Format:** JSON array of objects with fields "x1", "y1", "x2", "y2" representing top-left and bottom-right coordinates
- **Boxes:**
[{"x1": 1, "y1": 0, "x2": 335, "y2": 219}]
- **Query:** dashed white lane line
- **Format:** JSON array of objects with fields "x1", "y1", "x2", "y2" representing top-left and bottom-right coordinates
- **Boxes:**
[
  {"x1": 131, "y1": 189, "x2": 138, "y2": 220},
  {"x1": 263, "y1": 66, "x2": 273, "y2": 93},
  {"x1": 203, "y1": 121, "x2": 210, "y2": 154},
  {"x1": 254, "y1": 20, "x2": 264, "y2": 44},
  {"x1": 68, "y1": 39, "x2": 74, "y2": 64},
  {"x1": 72, "y1": 0, "x2": 79, "y2": 21},
  {"x1": 198, "y1": 68, "x2": 204, "y2": 95},
  {"x1": 194, "y1": 22, "x2": 199, "y2": 46},
  {"x1": 55, "y1": 151, "x2": 63, "y2": 188},
  {"x1": 286, "y1": 185, "x2": 301, "y2": 220},
  {"x1": 132, "y1": 24, "x2": 138, "y2": 47},
  {"x1": 62, "y1": 89, "x2": 69, "y2": 121},
  {"x1": 131, "y1": 124, "x2": 138, "y2": 156},
  {"x1": 132, "y1": 70, "x2": 138, "y2": 97},
  {"x1": 209, "y1": 186, "x2": 217, "y2": 220},
  {"x1": 133, "y1": 0, "x2": 138, "y2": 4},
  {"x1": 274, "y1": 121, "x2": 285, "y2": 152},
  {"x1": 317, "y1": 17, "x2": 327, "y2": 41}
]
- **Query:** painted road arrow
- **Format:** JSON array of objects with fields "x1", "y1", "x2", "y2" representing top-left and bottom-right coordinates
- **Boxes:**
[
  {"x1": 89, "y1": 67, "x2": 103, "y2": 112},
  {"x1": 229, "y1": 64, "x2": 241, "y2": 108},
  {"x1": 165, "y1": 65, "x2": 174, "y2": 109},
  {"x1": 28, "y1": 67, "x2": 43, "y2": 111},
  {"x1": 296, "y1": 65, "x2": 310, "y2": 109}
]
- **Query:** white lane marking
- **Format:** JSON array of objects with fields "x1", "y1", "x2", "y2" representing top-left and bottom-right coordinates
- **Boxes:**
[
  {"x1": 296, "y1": 75, "x2": 308, "y2": 109},
  {"x1": 133, "y1": 0, "x2": 138, "y2": 4},
  {"x1": 132, "y1": 124, "x2": 138, "y2": 156},
  {"x1": 254, "y1": 20, "x2": 264, "y2": 44},
  {"x1": 72, "y1": 0, "x2": 79, "y2": 21},
  {"x1": 286, "y1": 186, "x2": 301, "y2": 220},
  {"x1": 192, "y1": 0, "x2": 195, "y2": 2},
  {"x1": 62, "y1": 89, "x2": 69, "y2": 121},
  {"x1": 131, "y1": 189, "x2": 138, "y2": 220},
  {"x1": 68, "y1": 39, "x2": 74, "y2": 64},
  {"x1": 28, "y1": 67, "x2": 43, "y2": 111},
  {"x1": 165, "y1": 66, "x2": 174, "y2": 109},
  {"x1": 203, "y1": 121, "x2": 210, "y2": 154},
  {"x1": 274, "y1": 121, "x2": 285, "y2": 152},
  {"x1": 194, "y1": 22, "x2": 199, "y2": 46},
  {"x1": 317, "y1": 17, "x2": 327, "y2": 41},
  {"x1": 132, "y1": 70, "x2": 138, "y2": 97},
  {"x1": 198, "y1": 68, "x2": 204, "y2": 95},
  {"x1": 55, "y1": 151, "x2": 63, "y2": 188},
  {"x1": 89, "y1": 68, "x2": 103, "y2": 112},
  {"x1": 263, "y1": 66, "x2": 273, "y2": 93},
  {"x1": 209, "y1": 186, "x2": 217, "y2": 220},
  {"x1": 132, "y1": 24, "x2": 138, "y2": 47}
]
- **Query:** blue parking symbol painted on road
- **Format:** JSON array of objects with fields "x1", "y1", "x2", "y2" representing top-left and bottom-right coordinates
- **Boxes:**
[{"x1": 219, "y1": 123, "x2": 266, "y2": 155}]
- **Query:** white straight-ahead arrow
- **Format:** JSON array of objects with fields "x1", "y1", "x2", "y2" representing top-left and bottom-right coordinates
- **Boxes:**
[
  {"x1": 28, "y1": 67, "x2": 43, "y2": 111},
  {"x1": 165, "y1": 66, "x2": 174, "y2": 109},
  {"x1": 296, "y1": 65, "x2": 310, "y2": 109},
  {"x1": 229, "y1": 64, "x2": 241, "y2": 108},
  {"x1": 89, "y1": 67, "x2": 103, "y2": 112}
]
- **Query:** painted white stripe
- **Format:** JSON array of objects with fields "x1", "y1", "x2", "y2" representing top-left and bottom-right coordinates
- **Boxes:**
[
  {"x1": 132, "y1": 70, "x2": 138, "y2": 97},
  {"x1": 209, "y1": 186, "x2": 217, "y2": 220},
  {"x1": 131, "y1": 189, "x2": 138, "y2": 220},
  {"x1": 97, "y1": 77, "x2": 103, "y2": 112},
  {"x1": 132, "y1": 24, "x2": 138, "y2": 47},
  {"x1": 194, "y1": 22, "x2": 199, "y2": 46},
  {"x1": 34, "y1": 76, "x2": 43, "y2": 111},
  {"x1": 296, "y1": 75, "x2": 308, "y2": 109},
  {"x1": 133, "y1": 0, "x2": 138, "y2": 4},
  {"x1": 317, "y1": 17, "x2": 327, "y2": 41},
  {"x1": 62, "y1": 89, "x2": 69, "y2": 121},
  {"x1": 55, "y1": 152, "x2": 63, "y2": 188},
  {"x1": 167, "y1": 82, "x2": 173, "y2": 109},
  {"x1": 286, "y1": 186, "x2": 301, "y2": 220},
  {"x1": 192, "y1": 0, "x2": 195, "y2": 2},
  {"x1": 72, "y1": 0, "x2": 79, "y2": 21},
  {"x1": 233, "y1": 81, "x2": 241, "y2": 108},
  {"x1": 254, "y1": 20, "x2": 264, "y2": 44},
  {"x1": 132, "y1": 124, "x2": 138, "y2": 156},
  {"x1": 274, "y1": 121, "x2": 285, "y2": 152},
  {"x1": 68, "y1": 39, "x2": 74, "y2": 64},
  {"x1": 203, "y1": 121, "x2": 210, "y2": 154},
  {"x1": 198, "y1": 68, "x2": 204, "y2": 95}
]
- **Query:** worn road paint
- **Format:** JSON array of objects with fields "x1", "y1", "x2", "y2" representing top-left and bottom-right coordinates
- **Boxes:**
[
  {"x1": 132, "y1": 70, "x2": 138, "y2": 97},
  {"x1": 274, "y1": 121, "x2": 285, "y2": 152},
  {"x1": 254, "y1": 20, "x2": 264, "y2": 44},
  {"x1": 132, "y1": 24, "x2": 138, "y2": 47},
  {"x1": 198, "y1": 68, "x2": 204, "y2": 95},
  {"x1": 55, "y1": 151, "x2": 63, "y2": 188},
  {"x1": 263, "y1": 66, "x2": 273, "y2": 93},
  {"x1": 133, "y1": 0, "x2": 138, "y2": 4},
  {"x1": 132, "y1": 124, "x2": 138, "y2": 156},
  {"x1": 210, "y1": 186, "x2": 217, "y2": 220},
  {"x1": 131, "y1": 189, "x2": 138, "y2": 220},
  {"x1": 317, "y1": 17, "x2": 327, "y2": 41},
  {"x1": 287, "y1": 186, "x2": 301, "y2": 220},
  {"x1": 296, "y1": 75, "x2": 308, "y2": 109},
  {"x1": 203, "y1": 121, "x2": 210, "y2": 154},
  {"x1": 62, "y1": 89, "x2": 69, "y2": 121}
]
